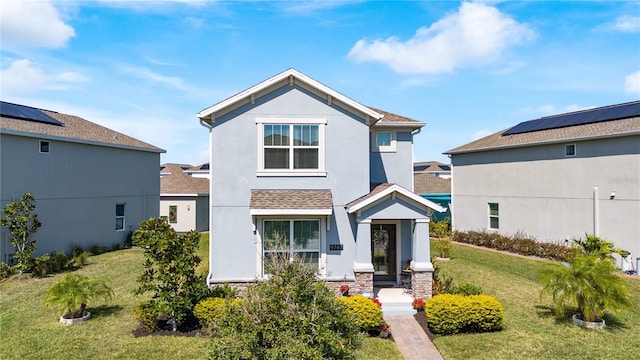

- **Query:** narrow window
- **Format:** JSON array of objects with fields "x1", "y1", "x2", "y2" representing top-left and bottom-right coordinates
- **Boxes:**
[
  {"x1": 115, "y1": 204, "x2": 125, "y2": 231},
  {"x1": 169, "y1": 205, "x2": 178, "y2": 223},
  {"x1": 373, "y1": 130, "x2": 396, "y2": 152},
  {"x1": 565, "y1": 144, "x2": 576, "y2": 157},
  {"x1": 488, "y1": 203, "x2": 499, "y2": 229},
  {"x1": 39, "y1": 140, "x2": 50, "y2": 153}
]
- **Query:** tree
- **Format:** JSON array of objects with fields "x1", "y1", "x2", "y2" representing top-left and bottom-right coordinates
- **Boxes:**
[
  {"x1": 132, "y1": 217, "x2": 208, "y2": 328},
  {"x1": 0, "y1": 193, "x2": 42, "y2": 274},
  {"x1": 44, "y1": 273, "x2": 113, "y2": 319}
]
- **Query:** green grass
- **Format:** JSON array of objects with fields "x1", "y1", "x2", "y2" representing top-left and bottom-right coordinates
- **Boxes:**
[
  {"x1": 431, "y1": 243, "x2": 640, "y2": 360},
  {"x1": 0, "y1": 234, "x2": 401, "y2": 360}
]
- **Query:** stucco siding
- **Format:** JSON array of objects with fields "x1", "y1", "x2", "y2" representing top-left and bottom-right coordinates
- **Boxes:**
[
  {"x1": 370, "y1": 130, "x2": 414, "y2": 188},
  {"x1": 451, "y1": 135, "x2": 640, "y2": 260},
  {"x1": 1, "y1": 133, "x2": 160, "y2": 260},
  {"x1": 159, "y1": 196, "x2": 209, "y2": 233}
]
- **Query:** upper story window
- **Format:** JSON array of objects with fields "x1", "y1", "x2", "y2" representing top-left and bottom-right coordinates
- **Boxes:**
[
  {"x1": 565, "y1": 144, "x2": 576, "y2": 157},
  {"x1": 256, "y1": 118, "x2": 326, "y2": 176},
  {"x1": 39, "y1": 140, "x2": 50, "y2": 154},
  {"x1": 372, "y1": 130, "x2": 396, "y2": 152}
]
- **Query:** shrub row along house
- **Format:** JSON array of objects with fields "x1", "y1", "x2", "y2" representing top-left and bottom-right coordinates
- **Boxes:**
[
  {"x1": 446, "y1": 101, "x2": 640, "y2": 270},
  {"x1": 197, "y1": 69, "x2": 445, "y2": 298},
  {"x1": 0, "y1": 101, "x2": 164, "y2": 262}
]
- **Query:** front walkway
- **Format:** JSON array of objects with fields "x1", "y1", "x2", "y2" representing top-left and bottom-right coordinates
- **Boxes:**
[{"x1": 375, "y1": 288, "x2": 444, "y2": 360}]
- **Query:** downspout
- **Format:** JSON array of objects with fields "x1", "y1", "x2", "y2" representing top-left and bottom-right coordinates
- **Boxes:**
[
  {"x1": 410, "y1": 127, "x2": 422, "y2": 192},
  {"x1": 199, "y1": 117, "x2": 214, "y2": 286},
  {"x1": 593, "y1": 185, "x2": 599, "y2": 236}
]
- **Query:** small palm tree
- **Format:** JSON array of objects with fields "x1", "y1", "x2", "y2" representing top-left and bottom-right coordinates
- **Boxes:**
[
  {"x1": 44, "y1": 274, "x2": 114, "y2": 319},
  {"x1": 540, "y1": 254, "x2": 634, "y2": 322}
]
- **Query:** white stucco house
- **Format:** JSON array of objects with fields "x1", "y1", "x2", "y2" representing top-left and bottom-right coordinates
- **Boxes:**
[
  {"x1": 445, "y1": 101, "x2": 640, "y2": 270},
  {"x1": 196, "y1": 69, "x2": 444, "y2": 297},
  {"x1": 0, "y1": 101, "x2": 164, "y2": 262},
  {"x1": 160, "y1": 163, "x2": 209, "y2": 232}
]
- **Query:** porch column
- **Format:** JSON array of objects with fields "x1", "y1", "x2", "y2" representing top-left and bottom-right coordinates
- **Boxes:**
[
  {"x1": 411, "y1": 218, "x2": 433, "y2": 299},
  {"x1": 353, "y1": 218, "x2": 373, "y2": 296}
]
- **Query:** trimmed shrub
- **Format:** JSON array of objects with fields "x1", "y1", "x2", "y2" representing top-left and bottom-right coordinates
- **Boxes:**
[
  {"x1": 194, "y1": 297, "x2": 227, "y2": 332},
  {"x1": 338, "y1": 295, "x2": 384, "y2": 332},
  {"x1": 430, "y1": 219, "x2": 451, "y2": 238},
  {"x1": 433, "y1": 237, "x2": 452, "y2": 258},
  {"x1": 425, "y1": 294, "x2": 504, "y2": 335},
  {"x1": 134, "y1": 301, "x2": 159, "y2": 332}
]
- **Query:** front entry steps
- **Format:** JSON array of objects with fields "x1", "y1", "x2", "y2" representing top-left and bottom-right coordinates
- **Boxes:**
[{"x1": 374, "y1": 287, "x2": 415, "y2": 316}]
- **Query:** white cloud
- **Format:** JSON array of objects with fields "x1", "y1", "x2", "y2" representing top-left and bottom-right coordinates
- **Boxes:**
[
  {"x1": 119, "y1": 66, "x2": 191, "y2": 91},
  {"x1": 348, "y1": 1, "x2": 535, "y2": 74},
  {"x1": 625, "y1": 70, "x2": 640, "y2": 94},
  {"x1": 0, "y1": 59, "x2": 87, "y2": 94},
  {"x1": 0, "y1": 1, "x2": 75, "y2": 49},
  {"x1": 603, "y1": 15, "x2": 640, "y2": 33}
]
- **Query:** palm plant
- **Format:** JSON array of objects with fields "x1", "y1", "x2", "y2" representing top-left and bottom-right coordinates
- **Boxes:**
[
  {"x1": 44, "y1": 274, "x2": 113, "y2": 319},
  {"x1": 540, "y1": 254, "x2": 634, "y2": 322}
]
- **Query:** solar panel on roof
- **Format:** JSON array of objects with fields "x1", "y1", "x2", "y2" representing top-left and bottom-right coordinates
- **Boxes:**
[
  {"x1": 0, "y1": 101, "x2": 63, "y2": 126},
  {"x1": 502, "y1": 101, "x2": 640, "y2": 136}
]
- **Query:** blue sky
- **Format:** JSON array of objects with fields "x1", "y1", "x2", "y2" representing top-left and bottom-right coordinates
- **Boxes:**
[{"x1": 2, "y1": 1, "x2": 639, "y2": 165}]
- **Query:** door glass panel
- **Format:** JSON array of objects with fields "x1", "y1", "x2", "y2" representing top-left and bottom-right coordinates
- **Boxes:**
[{"x1": 372, "y1": 228, "x2": 390, "y2": 275}]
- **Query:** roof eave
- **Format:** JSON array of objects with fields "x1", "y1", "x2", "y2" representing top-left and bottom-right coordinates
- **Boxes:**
[
  {"x1": 249, "y1": 208, "x2": 333, "y2": 216},
  {"x1": 373, "y1": 121, "x2": 426, "y2": 129},
  {"x1": 346, "y1": 184, "x2": 446, "y2": 214}
]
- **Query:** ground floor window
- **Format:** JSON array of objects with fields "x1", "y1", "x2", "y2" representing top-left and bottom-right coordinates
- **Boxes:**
[
  {"x1": 115, "y1": 204, "x2": 125, "y2": 231},
  {"x1": 263, "y1": 219, "x2": 320, "y2": 272},
  {"x1": 488, "y1": 203, "x2": 499, "y2": 229},
  {"x1": 169, "y1": 205, "x2": 178, "y2": 223}
]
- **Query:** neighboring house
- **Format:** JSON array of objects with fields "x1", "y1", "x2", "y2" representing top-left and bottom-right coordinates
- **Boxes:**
[
  {"x1": 414, "y1": 170, "x2": 452, "y2": 222},
  {"x1": 160, "y1": 163, "x2": 209, "y2": 232},
  {"x1": 184, "y1": 163, "x2": 210, "y2": 179},
  {"x1": 197, "y1": 69, "x2": 444, "y2": 298},
  {"x1": 414, "y1": 161, "x2": 451, "y2": 179},
  {"x1": 445, "y1": 101, "x2": 640, "y2": 269},
  {"x1": 0, "y1": 101, "x2": 164, "y2": 262}
]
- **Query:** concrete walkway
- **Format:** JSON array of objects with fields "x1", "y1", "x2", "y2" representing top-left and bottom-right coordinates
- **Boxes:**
[{"x1": 376, "y1": 288, "x2": 444, "y2": 360}]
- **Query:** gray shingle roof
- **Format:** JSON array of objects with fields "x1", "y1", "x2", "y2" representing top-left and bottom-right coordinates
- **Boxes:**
[
  {"x1": 345, "y1": 183, "x2": 395, "y2": 209},
  {"x1": 446, "y1": 112, "x2": 640, "y2": 155},
  {"x1": 1, "y1": 104, "x2": 164, "y2": 153},
  {"x1": 161, "y1": 164, "x2": 209, "y2": 195},
  {"x1": 414, "y1": 161, "x2": 451, "y2": 173},
  {"x1": 414, "y1": 173, "x2": 451, "y2": 195},
  {"x1": 250, "y1": 189, "x2": 332, "y2": 210},
  {"x1": 368, "y1": 107, "x2": 424, "y2": 128}
]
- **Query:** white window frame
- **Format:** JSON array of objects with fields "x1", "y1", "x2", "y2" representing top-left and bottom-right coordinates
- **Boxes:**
[
  {"x1": 256, "y1": 118, "x2": 327, "y2": 176},
  {"x1": 372, "y1": 130, "x2": 396, "y2": 152},
  {"x1": 115, "y1": 204, "x2": 125, "y2": 231},
  {"x1": 565, "y1": 144, "x2": 576, "y2": 157},
  {"x1": 488, "y1": 203, "x2": 499, "y2": 230},
  {"x1": 258, "y1": 217, "x2": 325, "y2": 278},
  {"x1": 39, "y1": 140, "x2": 50, "y2": 154}
]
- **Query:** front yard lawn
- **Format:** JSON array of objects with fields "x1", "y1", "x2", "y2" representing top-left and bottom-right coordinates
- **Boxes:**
[{"x1": 431, "y1": 242, "x2": 640, "y2": 360}]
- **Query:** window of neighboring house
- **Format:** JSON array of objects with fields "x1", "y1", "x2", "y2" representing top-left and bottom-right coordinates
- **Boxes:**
[
  {"x1": 115, "y1": 204, "x2": 125, "y2": 231},
  {"x1": 39, "y1": 140, "x2": 50, "y2": 154},
  {"x1": 488, "y1": 203, "x2": 499, "y2": 229},
  {"x1": 169, "y1": 205, "x2": 178, "y2": 223},
  {"x1": 263, "y1": 219, "x2": 320, "y2": 273},
  {"x1": 565, "y1": 144, "x2": 576, "y2": 157},
  {"x1": 373, "y1": 130, "x2": 396, "y2": 152},
  {"x1": 256, "y1": 118, "x2": 326, "y2": 176}
]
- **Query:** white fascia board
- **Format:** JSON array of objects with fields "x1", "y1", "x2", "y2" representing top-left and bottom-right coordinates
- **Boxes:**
[
  {"x1": 346, "y1": 184, "x2": 446, "y2": 214},
  {"x1": 160, "y1": 193, "x2": 208, "y2": 197},
  {"x1": 196, "y1": 68, "x2": 383, "y2": 122},
  {"x1": 373, "y1": 122, "x2": 426, "y2": 129},
  {"x1": 249, "y1": 208, "x2": 333, "y2": 216}
]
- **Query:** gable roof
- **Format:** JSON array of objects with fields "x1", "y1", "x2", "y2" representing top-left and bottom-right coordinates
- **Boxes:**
[
  {"x1": 368, "y1": 107, "x2": 425, "y2": 129},
  {"x1": 346, "y1": 183, "x2": 446, "y2": 214},
  {"x1": 160, "y1": 163, "x2": 209, "y2": 195},
  {"x1": 0, "y1": 101, "x2": 164, "y2": 153},
  {"x1": 414, "y1": 161, "x2": 451, "y2": 173},
  {"x1": 414, "y1": 173, "x2": 451, "y2": 195},
  {"x1": 197, "y1": 68, "x2": 383, "y2": 124},
  {"x1": 249, "y1": 189, "x2": 333, "y2": 215},
  {"x1": 446, "y1": 101, "x2": 640, "y2": 155}
]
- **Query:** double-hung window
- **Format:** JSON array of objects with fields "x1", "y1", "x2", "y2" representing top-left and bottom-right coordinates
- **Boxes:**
[
  {"x1": 115, "y1": 204, "x2": 125, "y2": 231},
  {"x1": 263, "y1": 219, "x2": 320, "y2": 273},
  {"x1": 257, "y1": 118, "x2": 326, "y2": 176},
  {"x1": 488, "y1": 203, "x2": 499, "y2": 229}
]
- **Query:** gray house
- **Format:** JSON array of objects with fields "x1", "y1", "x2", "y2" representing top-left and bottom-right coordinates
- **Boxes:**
[
  {"x1": 446, "y1": 101, "x2": 640, "y2": 270},
  {"x1": 197, "y1": 69, "x2": 444, "y2": 297},
  {"x1": 160, "y1": 163, "x2": 209, "y2": 232},
  {"x1": 0, "y1": 101, "x2": 164, "y2": 262}
]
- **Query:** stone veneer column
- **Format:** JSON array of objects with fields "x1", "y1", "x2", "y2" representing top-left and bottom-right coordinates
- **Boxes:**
[
  {"x1": 411, "y1": 218, "x2": 433, "y2": 299},
  {"x1": 353, "y1": 218, "x2": 374, "y2": 296}
]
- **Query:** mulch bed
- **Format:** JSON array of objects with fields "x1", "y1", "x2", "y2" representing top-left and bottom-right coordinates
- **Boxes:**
[
  {"x1": 132, "y1": 315, "x2": 207, "y2": 338},
  {"x1": 413, "y1": 311, "x2": 437, "y2": 341}
]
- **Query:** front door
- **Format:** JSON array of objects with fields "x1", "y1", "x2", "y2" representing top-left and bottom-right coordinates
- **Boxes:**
[{"x1": 371, "y1": 223, "x2": 396, "y2": 282}]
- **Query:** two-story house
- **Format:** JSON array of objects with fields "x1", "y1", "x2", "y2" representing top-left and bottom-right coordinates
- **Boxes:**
[{"x1": 197, "y1": 69, "x2": 444, "y2": 297}]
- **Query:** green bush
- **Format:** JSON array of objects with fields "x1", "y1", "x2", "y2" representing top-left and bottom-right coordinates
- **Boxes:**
[
  {"x1": 338, "y1": 295, "x2": 384, "y2": 332},
  {"x1": 194, "y1": 297, "x2": 227, "y2": 332},
  {"x1": 134, "y1": 301, "x2": 159, "y2": 332},
  {"x1": 430, "y1": 219, "x2": 451, "y2": 238},
  {"x1": 433, "y1": 237, "x2": 452, "y2": 258},
  {"x1": 30, "y1": 254, "x2": 51, "y2": 277},
  {"x1": 450, "y1": 283, "x2": 484, "y2": 296},
  {"x1": 210, "y1": 283, "x2": 239, "y2": 299},
  {"x1": 425, "y1": 294, "x2": 504, "y2": 335},
  {"x1": 0, "y1": 262, "x2": 17, "y2": 280}
]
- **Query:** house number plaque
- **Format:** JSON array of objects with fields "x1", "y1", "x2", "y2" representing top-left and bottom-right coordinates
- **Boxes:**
[{"x1": 329, "y1": 244, "x2": 344, "y2": 251}]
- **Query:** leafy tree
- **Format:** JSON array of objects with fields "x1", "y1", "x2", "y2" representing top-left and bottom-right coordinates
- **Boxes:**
[
  {"x1": 44, "y1": 273, "x2": 113, "y2": 319},
  {"x1": 540, "y1": 254, "x2": 634, "y2": 322},
  {"x1": 132, "y1": 217, "x2": 208, "y2": 328},
  {"x1": 0, "y1": 193, "x2": 42, "y2": 274}
]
